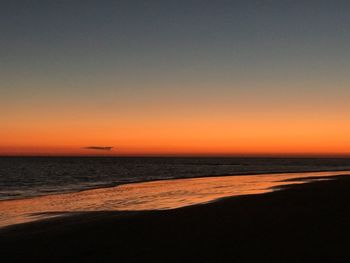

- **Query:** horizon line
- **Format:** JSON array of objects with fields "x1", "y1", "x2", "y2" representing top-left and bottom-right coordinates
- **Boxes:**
[{"x1": 1, "y1": 153, "x2": 350, "y2": 158}]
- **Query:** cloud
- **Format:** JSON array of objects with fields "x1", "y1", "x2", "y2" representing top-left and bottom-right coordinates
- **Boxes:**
[{"x1": 83, "y1": 146, "x2": 113, "y2": 151}]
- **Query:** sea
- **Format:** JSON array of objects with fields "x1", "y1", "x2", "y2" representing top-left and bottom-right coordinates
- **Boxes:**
[{"x1": 1, "y1": 157, "x2": 350, "y2": 201}]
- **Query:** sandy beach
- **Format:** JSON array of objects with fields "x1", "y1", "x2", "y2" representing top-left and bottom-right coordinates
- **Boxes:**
[
  {"x1": 2, "y1": 174, "x2": 350, "y2": 262},
  {"x1": 3, "y1": 1, "x2": 350, "y2": 262}
]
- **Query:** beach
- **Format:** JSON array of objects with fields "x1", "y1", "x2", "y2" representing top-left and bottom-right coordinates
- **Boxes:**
[
  {"x1": 2, "y1": 174, "x2": 350, "y2": 262},
  {"x1": 3, "y1": 1, "x2": 350, "y2": 262}
]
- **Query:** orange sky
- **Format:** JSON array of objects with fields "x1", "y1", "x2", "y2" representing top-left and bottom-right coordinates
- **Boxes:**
[{"x1": 2, "y1": 105, "x2": 350, "y2": 156}]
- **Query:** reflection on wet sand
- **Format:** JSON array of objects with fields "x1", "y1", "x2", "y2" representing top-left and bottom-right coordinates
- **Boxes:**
[{"x1": 0, "y1": 171, "x2": 349, "y2": 228}]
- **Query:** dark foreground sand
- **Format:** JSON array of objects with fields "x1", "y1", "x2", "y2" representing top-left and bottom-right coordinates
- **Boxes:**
[{"x1": 1, "y1": 175, "x2": 350, "y2": 263}]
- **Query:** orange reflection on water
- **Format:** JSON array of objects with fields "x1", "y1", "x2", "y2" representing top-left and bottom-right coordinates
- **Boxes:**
[{"x1": 0, "y1": 171, "x2": 349, "y2": 228}]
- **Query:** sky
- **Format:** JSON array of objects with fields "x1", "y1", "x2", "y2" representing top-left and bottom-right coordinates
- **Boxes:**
[{"x1": 1, "y1": 0, "x2": 350, "y2": 156}]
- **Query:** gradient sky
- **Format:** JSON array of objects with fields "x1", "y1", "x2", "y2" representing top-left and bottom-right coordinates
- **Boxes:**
[{"x1": 1, "y1": 0, "x2": 350, "y2": 156}]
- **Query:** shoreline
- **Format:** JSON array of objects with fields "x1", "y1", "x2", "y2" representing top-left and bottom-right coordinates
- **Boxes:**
[
  {"x1": 1, "y1": 170, "x2": 349, "y2": 229},
  {"x1": 2, "y1": 168, "x2": 350, "y2": 203},
  {"x1": 2, "y1": 174, "x2": 350, "y2": 262}
]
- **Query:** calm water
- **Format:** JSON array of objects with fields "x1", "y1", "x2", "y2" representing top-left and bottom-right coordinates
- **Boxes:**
[{"x1": 1, "y1": 157, "x2": 350, "y2": 201}]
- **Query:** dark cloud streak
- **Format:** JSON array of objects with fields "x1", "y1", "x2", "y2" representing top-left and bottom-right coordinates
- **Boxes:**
[{"x1": 83, "y1": 146, "x2": 113, "y2": 151}]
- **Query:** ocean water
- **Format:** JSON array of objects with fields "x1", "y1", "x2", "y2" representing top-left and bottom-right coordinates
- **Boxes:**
[{"x1": 1, "y1": 157, "x2": 350, "y2": 201}]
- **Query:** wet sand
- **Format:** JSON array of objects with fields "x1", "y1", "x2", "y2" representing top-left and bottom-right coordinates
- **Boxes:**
[
  {"x1": 0, "y1": 170, "x2": 347, "y2": 227},
  {"x1": 1, "y1": 174, "x2": 350, "y2": 262}
]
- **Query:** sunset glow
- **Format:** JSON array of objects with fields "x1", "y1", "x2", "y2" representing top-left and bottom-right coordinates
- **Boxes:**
[{"x1": 1, "y1": 1, "x2": 350, "y2": 156}]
